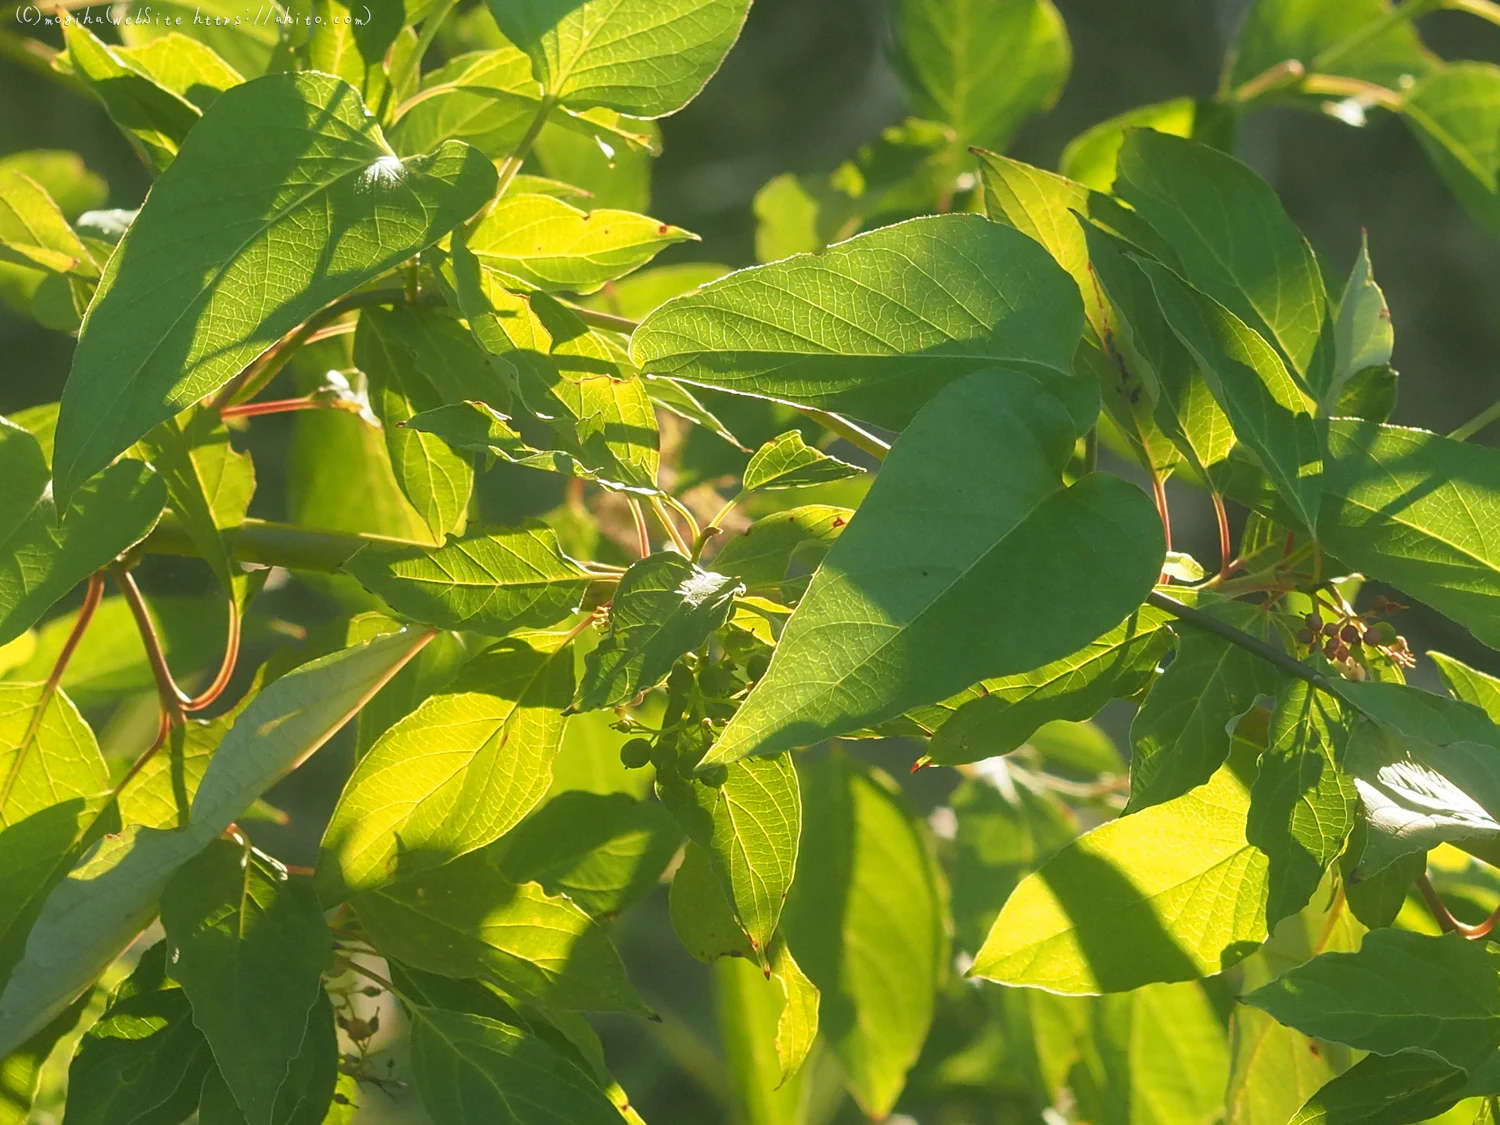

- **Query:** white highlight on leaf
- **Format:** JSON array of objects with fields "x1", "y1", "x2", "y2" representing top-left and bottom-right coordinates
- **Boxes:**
[{"x1": 359, "y1": 155, "x2": 406, "y2": 191}]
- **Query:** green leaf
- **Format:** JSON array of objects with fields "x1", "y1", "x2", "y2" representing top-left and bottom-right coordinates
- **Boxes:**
[
  {"x1": 950, "y1": 775, "x2": 1077, "y2": 954},
  {"x1": 59, "y1": 20, "x2": 202, "y2": 173},
  {"x1": 409, "y1": 1006, "x2": 622, "y2": 1125},
  {"x1": 0, "y1": 683, "x2": 107, "y2": 828},
  {"x1": 669, "y1": 840, "x2": 754, "y2": 961},
  {"x1": 354, "y1": 306, "x2": 500, "y2": 544},
  {"x1": 656, "y1": 753, "x2": 801, "y2": 958},
  {"x1": 892, "y1": 0, "x2": 1069, "y2": 149},
  {"x1": 485, "y1": 0, "x2": 752, "y2": 118},
  {"x1": 705, "y1": 370, "x2": 1162, "y2": 766},
  {"x1": 466, "y1": 193, "x2": 697, "y2": 295},
  {"x1": 61, "y1": 951, "x2": 213, "y2": 1125},
  {"x1": 1249, "y1": 679, "x2": 1358, "y2": 927},
  {"x1": 1127, "y1": 603, "x2": 1277, "y2": 811},
  {"x1": 1289, "y1": 1052, "x2": 1468, "y2": 1125},
  {"x1": 137, "y1": 408, "x2": 255, "y2": 593},
  {"x1": 1334, "y1": 680, "x2": 1500, "y2": 873},
  {"x1": 344, "y1": 523, "x2": 593, "y2": 636},
  {"x1": 0, "y1": 629, "x2": 428, "y2": 1055},
  {"x1": 631, "y1": 214, "x2": 1085, "y2": 431},
  {"x1": 51, "y1": 72, "x2": 498, "y2": 505},
  {"x1": 1059, "y1": 97, "x2": 1197, "y2": 192},
  {"x1": 1246, "y1": 929, "x2": 1500, "y2": 1070},
  {"x1": 1226, "y1": 0, "x2": 1435, "y2": 106},
  {"x1": 114, "y1": 31, "x2": 244, "y2": 112},
  {"x1": 1075, "y1": 981, "x2": 1230, "y2": 1125},
  {"x1": 494, "y1": 790, "x2": 681, "y2": 918},
  {"x1": 288, "y1": 404, "x2": 434, "y2": 543},
  {"x1": 161, "y1": 841, "x2": 331, "y2": 1125},
  {"x1": 579, "y1": 553, "x2": 742, "y2": 710},
  {"x1": 742, "y1": 431, "x2": 865, "y2": 492},
  {"x1": 709, "y1": 505, "x2": 851, "y2": 591},
  {"x1": 1116, "y1": 130, "x2": 1333, "y2": 397},
  {"x1": 715, "y1": 952, "x2": 814, "y2": 1125},
  {"x1": 928, "y1": 606, "x2": 1171, "y2": 765},
  {"x1": 1333, "y1": 233, "x2": 1394, "y2": 389},
  {"x1": 783, "y1": 755, "x2": 945, "y2": 1118},
  {"x1": 1432, "y1": 653, "x2": 1500, "y2": 723},
  {"x1": 1403, "y1": 64, "x2": 1500, "y2": 238},
  {"x1": 1133, "y1": 255, "x2": 1324, "y2": 532},
  {"x1": 389, "y1": 47, "x2": 659, "y2": 163},
  {"x1": 320, "y1": 633, "x2": 573, "y2": 899},
  {"x1": 972, "y1": 760, "x2": 1269, "y2": 993},
  {"x1": 0, "y1": 171, "x2": 97, "y2": 277},
  {"x1": 354, "y1": 849, "x2": 649, "y2": 1015},
  {"x1": 1320, "y1": 421, "x2": 1500, "y2": 650},
  {"x1": 196, "y1": 992, "x2": 339, "y2": 1125},
  {"x1": 0, "y1": 422, "x2": 165, "y2": 648}
]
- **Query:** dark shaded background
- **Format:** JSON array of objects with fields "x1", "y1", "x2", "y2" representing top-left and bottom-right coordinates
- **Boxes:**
[{"x1": 4, "y1": 1, "x2": 1500, "y2": 1121}]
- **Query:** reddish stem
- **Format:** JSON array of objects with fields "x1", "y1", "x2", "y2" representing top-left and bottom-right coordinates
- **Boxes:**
[
  {"x1": 0, "y1": 571, "x2": 106, "y2": 813},
  {"x1": 182, "y1": 595, "x2": 242, "y2": 713},
  {"x1": 1149, "y1": 470, "x2": 1172, "y2": 583},
  {"x1": 1416, "y1": 873, "x2": 1500, "y2": 939},
  {"x1": 111, "y1": 565, "x2": 187, "y2": 727},
  {"x1": 220, "y1": 396, "x2": 324, "y2": 420},
  {"x1": 1211, "y1": 491, "x2": 1233, "y2": 580},
  {"x1": 111, "y1": 708, "x2": 172, "y2": 800}
]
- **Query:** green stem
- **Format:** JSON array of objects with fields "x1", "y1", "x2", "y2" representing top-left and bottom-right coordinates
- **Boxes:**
[
  {"x1": 650, "y1": 495, "x2": 692, "y2": 555},
  {"x1": 1450, "y1": 397, "x2": 1500, "y2": 441},
  {"x1": 1226, "y1": 59, "x2": 1306, "y2": 104},
  {"x1": 388, "y1": 0, "x2": 456, "y2": 97},
  {"x1": 1145, "y1": 590, "x2": 1337, "y2": 694},
  {"x1": 1083, "y1": 427, "x2": 1099, "y2": 474},
  {"x1": 143, "y1": 514, "x2": 424, "y2": 572},
  {"x1": 0, "y1": 28, "x2": 85, "y2": 95},
  {"x1": 1299, "y1": 73, "x2": 1405, "y2": 111},
  {"x1": 567, "y1": 305, "x2": 641, "y2": 334},
  {"x1": 796, "y1": 407, "x2": 889, "y2": 461},
  {"x1": 1443, "y1": 0, "x2": 1500, "y2": 26},
  {"x1": 494, "y1": 97, "x2": 557, "y2": 203}
]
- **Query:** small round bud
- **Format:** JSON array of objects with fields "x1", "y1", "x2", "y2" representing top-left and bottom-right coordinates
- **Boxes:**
[{"x1": 619, "y1": 737, "x2": 652, "y2": 769}]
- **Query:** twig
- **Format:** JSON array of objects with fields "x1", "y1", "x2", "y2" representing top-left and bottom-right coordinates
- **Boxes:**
[
  {"x1": 181, "y1": 595, "x2": 241, "y2": 713},
  {"x1": 1299, "y1": 73, "x2": 1405, "y2": 111},
  {"x1": 796, "y1": 407, "x2": 889, "y2": 461},
  {"x1": 626, "y1": 497, "x2": 652, "y2": 559},
  {"x1": 1416, "y1": 873, "x2": 1500, "y2": 939},
  {"x1": 1227, "y1": 59, "x2": 1306, "y2": 104},
  {"x1": 112, "y1": 565, "x2": 187, "y2": 725},
  {"x1": 1211, "y1": 491, "x2": 1233, "y2": 580},
  {"x1": 651, "y1": 496, "x2": 692, "y2": 555},
  {"x1": 0, "y1": 572, "x2": 105, "y2": 812},
  {"x1": 661, "y1": 493, "x2": 703, "y2": 544},
  {"x1": 493, "y1": 98, "x2": 556, "y2": 203},
  {"x1": 568, "y1": 305, "x2": 641, "y2": 334},
  {"x1": 220, "y1": 396, "x2": 332, "y2": 420},
  {"x1": 1146, "y1": 590, "x2": 1337, "y2": 693},
  {"x1": 1450, "y1": 398, "x2": 1500, "y2": 442}
]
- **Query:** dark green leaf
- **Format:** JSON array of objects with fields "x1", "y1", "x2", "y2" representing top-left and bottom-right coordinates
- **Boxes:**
[
  {"x1": 928, "y1": 606, "x2": 1171, "y2": 765},
  {"x1": 161, "y1": 842, "x2": 331, "y2": 1125},
  {"x1": 355, "y1": 849, "x2": 649, "y2": 1015},
  {"x1": 705, "y1": 371, "x2": 1162, "y2": 766},
  {"x1": 669, "y1": 840, "x2": 754, "y2": 962},
  {"x1": 892, "y1": 0, "x2": 1069, "y2": 149},
  {"x1": 709, "y1": 505, "x2": 851, "y2": 591},
  {"x1": 409, "y1": 1006, "x2": 621, "y2": 1125},
  {"x1": 51, "y1": 72, "x2": 497, "y2": 504},
  {"x1": 1403, "y1": 63, "x2": 1500, "y2": 238},
  {"x1": 195, "y1": 992, "x2": 338, "y2": 1125},
  {"x1": 0, "y1": 421, "x2": 165, "y2": 648},
  {"x1": 579, "y1": 553, "x2": 742, "y2": 710},
  {"x1": 631, "y1": 214, "x2": 1086, "y2": 431},
  {"x1": 1128, "y1": 603, "x2": 1278, "y2": 811},
  {"x1": 1248, "y1": 679, "x2": 1358, "y2": 926},
  {"x1": 1247, "y1": 929, "x2": 1500, "y2": 1070},
  {"x1": 494, "y1": 790, "x2": 681, "y2": 918},
  {"x1": 1116, "y1": 130, "x2": 1333, "y2": 398},
  {"x1": 783, "y1": 755, "x2": 945, "y2": 1118},
  {"x1": 1289, "y1": 1052, "x2": 1467, "y2": 1125}
]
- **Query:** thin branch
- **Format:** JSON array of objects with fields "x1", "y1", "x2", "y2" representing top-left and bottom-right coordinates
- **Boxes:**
[
  {"x1": 1146, "y1": 590, "x2": 1338, "y2": 694},
  {"x1": 493, "y1": 97, "x2": 556, "y2": 203},
  {"x1": 568, "y1": 305, "x2": 641, "y2": 334},
  {"x1": 1444, "y1": 0, "x2": 1500, "y2": 27},
  {"x1": 650, "y1": 495, "x2": 692, "y2": 555},
  {"x1": 661, "y1": 493, "x2": 703, "y2": 544},
  {"x1": 143, "y1": 514, "x2": 426, "y2": 572},
  {"x1": 1299, "y1": 73, "x2": 1406, "y2": 111},
  {"x1": 110, "y1": 709, "x2": 171, "y2": 801},
  {"x1": 111, "y1": 565, "x2": 187, "y2": 725},
  {"x1": 626, "y1": 497, "x2": 652, "y2": 559},
  {"x1": 220, "y1": 396, "x2": 332, "y2": 420},
  {"x1": 1227, "y1": 58, "x2": 1306, "y2": 104},
  {"x1": 796, "y1": 407, "x2": 889, "y2": 461},
  {"x1": 1416, "y1": 873, "x2": 1500, "y2": 939},
  {"x1": 1450, "y1": 398, "x2": 1500, "y2": 441},
  {"x1": 1211, "y1": 491, "x2": 1233, "y2": 580},
  {"x1": 0, "y1": 571, "x2": 105, "y2": 812},
  {"x1": 181, "y1": 594, "x2": 241, "y2": 713}
]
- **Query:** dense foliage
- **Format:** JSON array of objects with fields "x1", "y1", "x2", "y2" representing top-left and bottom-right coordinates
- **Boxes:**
[{"x1": 3, "y1": 0, "x2": 1500, "y2": 1123}]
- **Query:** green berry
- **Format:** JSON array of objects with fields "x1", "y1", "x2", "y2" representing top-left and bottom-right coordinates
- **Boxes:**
[
  {"x1": 746, "y1": 652, "x2": 771, "y2": 681},
  {"x1": 699, "y1": 663, "x2": 738, "y2": 698},
  {"x1": 619, "y1": 737, "x2": 652, "y2": 769},
  {"x1": 1365, "y1": 621, "x2": 1398, "y2": 646}
]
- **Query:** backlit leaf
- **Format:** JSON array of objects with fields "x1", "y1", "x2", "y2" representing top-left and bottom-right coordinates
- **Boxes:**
[
  {"x1": 0, "y1": 170, "x2": 96, "y2": 277},
  {"x1": 52, "y1": 72, "x2": 498, "y2": 504},
  {"x1": 1403, "y1": 63, "x2": 1500, "y2": 238},
  {"x1": 742, "y1": 431, "x2": 865, "y2": 492},
  {"x1": 972, "y1": 760, "x2": 1269, "y2": 993},
  {"x1": 631, "y1": 214, "x2": 1085, "y2": 431},
  {"x1": 1288, "y1": 1051, "x2": 1467, "y2": 1125}
]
